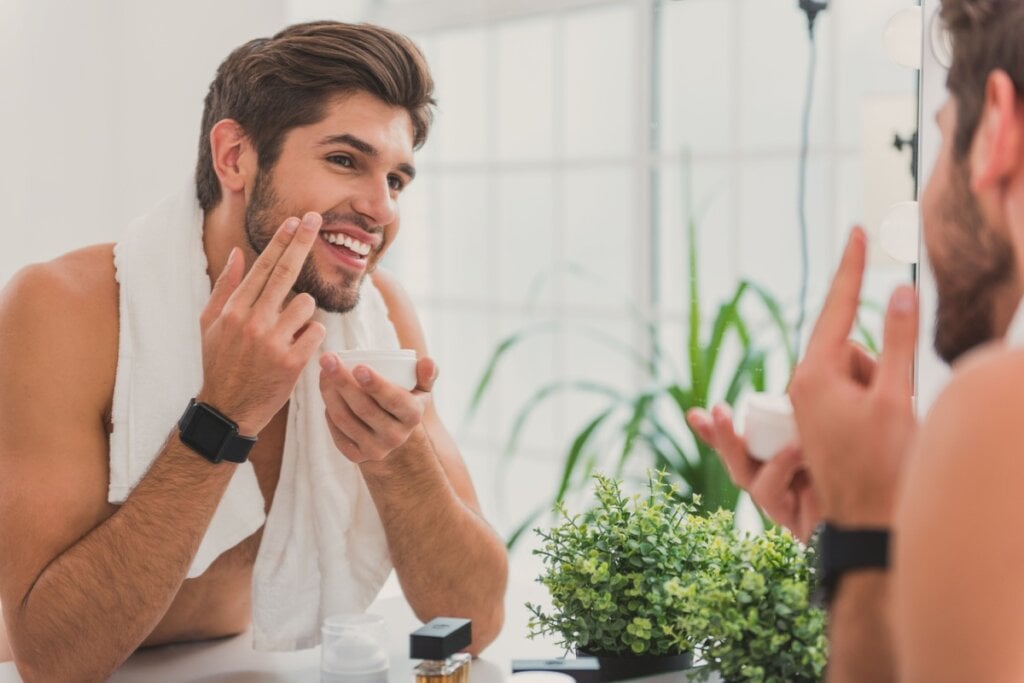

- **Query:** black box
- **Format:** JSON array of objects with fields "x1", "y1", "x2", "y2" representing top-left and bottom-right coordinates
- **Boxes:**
[{"x1": 410, "y1": 618, "x2": 472, "y2": 660}]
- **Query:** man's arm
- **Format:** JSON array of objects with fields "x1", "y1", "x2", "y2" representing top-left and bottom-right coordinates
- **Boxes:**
[
  {"x1": 320, "y1": 269, "x2": 508, "y2": 654},
  {"x1": 894, "y1": 348, "x2": 1024, "y2": 682},
  {"x1": 0, "y1": 257, "x2": 237, "y2": 682},
  {"x1": 826, "y1": 573, "x2": 895, "y2": 683},
  {"x1": 361, "y1": 426, "x2": 507, "y2": 655},
  {"x1": 0, "y1": 215, "x2": 326, "y2": 681}
]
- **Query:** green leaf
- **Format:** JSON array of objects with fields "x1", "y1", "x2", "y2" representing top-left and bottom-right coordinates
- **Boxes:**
[
  {"x1": 554, "y1": 407, "x2": 617, "y2": 504},
  {"x1": 640, "y1": 428, "x2": 697, "y2": 485},
  {"x1": 467, "y1": 321, "x2": 556, "y2": 418},
  {"x1": 723, "y1": 347, "x2": 767, "y2": 406},
  {"x1": 665, "y1": 383, "x2": 696, "y2": 414},
  {"x1": 702, "y1": 282, "x2": 751, "y2": 390},
  {"x1": 615, "y1": 394, "x2": 655, "y2": 477},
  {"x1": 686, "y1": 171, "x2": 705, "y2": 404},
  {"x1": 501, "y1": 380, "x2": 624, "y2": 463},
  {"x1": 744, "y1": 280, "x2": 797, "y2": 373},
  {"x1": 506, "y1": 503, "x2": 553, "y2": 549}
]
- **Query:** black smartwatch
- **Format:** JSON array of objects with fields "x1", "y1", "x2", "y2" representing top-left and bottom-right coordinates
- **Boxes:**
[
  {"x1": 177, "y1": 398, "x2": 257, "y2": 464},
  {"x1": 815, "y1": 523, "x2": 889, "y2": 607}
]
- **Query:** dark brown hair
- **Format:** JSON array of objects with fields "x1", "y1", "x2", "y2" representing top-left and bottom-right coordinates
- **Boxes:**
[
  {"x1": 941, "y1": 0, "x2": 1024, "y2": 159},
  {"x1": 195, "y1": 21, "x2": 435, "y2": 211}
]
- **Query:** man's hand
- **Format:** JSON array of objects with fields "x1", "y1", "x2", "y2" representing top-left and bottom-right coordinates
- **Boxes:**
[
  {"x1": 687, "y1": 404, "x2": 821, "y2": 542},
  {"x1": 788, "y1": 227, "x2": 918, "y2": 528},
  {"x1": 319, "y1": 354, "x2": 438, "y2": 464},
  {"x1": 197, "y1": 212, "x2": 327, "y2": 436}
]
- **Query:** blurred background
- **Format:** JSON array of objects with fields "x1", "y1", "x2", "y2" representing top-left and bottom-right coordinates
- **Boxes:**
[{"x1": 0, "y1": 0, "x2": 921, "y2": 560}]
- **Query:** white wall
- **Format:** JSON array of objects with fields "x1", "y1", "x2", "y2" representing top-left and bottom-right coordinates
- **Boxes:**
[{"x1": 0, "y1": 0, "x2": 287, "y2": 285}]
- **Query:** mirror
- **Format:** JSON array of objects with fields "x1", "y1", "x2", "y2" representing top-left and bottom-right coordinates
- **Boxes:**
[{"x1": 0, "y1": 0, "x2": 921, "y2": 545}]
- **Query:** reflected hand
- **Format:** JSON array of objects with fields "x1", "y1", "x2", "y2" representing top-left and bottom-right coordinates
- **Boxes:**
[
  {"x1": 788, "y1": 227, "x2": 918, "y2": 528},
  {"x1": 687, "y1": 404, "x2": 821, "y2": 542},
  {"x1": 319, "y1": 355, "x2": 438, "y2": 464}
]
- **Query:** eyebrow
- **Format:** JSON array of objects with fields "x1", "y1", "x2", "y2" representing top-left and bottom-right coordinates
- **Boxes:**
[{"x1": 318, "y1": 133, "x2": 416, "y2": 180}]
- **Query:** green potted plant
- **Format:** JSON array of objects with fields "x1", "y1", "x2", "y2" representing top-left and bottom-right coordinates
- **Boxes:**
[
  {"x1": 668, "y1": 528, "x2": 828, "y2": 682},
  {"x1": 529, "y1": 472, "x2": 827, "y2": 682},
  {"x1": 527, "y1": 472, "x2": 733, "y2": 679}
]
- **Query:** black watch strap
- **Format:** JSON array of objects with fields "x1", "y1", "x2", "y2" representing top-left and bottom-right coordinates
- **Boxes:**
[
  {"x1": 815, "y1": 523, "x2": 889, "y2": 607},
  {"x1": 177, "y1": 398, "x2": 257, "y2": 464}
]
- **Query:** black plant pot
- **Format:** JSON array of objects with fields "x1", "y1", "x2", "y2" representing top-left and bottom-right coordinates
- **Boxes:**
[{"x1": 577, "y1": 649, "x2": 694, "y2": 682}]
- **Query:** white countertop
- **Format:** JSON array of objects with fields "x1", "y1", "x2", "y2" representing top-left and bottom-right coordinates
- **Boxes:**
[{"x1": 0, "y1": 578, "x2": 712, "y2": 683}]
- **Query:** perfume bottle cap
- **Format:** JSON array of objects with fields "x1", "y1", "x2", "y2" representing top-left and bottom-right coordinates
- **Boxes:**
[{"x1": 410, "y1": 617, "x2": 472, "y2": 660}]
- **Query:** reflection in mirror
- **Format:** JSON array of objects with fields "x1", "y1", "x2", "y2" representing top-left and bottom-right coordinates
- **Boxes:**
[
  {"x1": 373, "y1": 0, "x2": 919, "y2": 548},
  {"x1": 0, "y1": 0, "x2": 921, "y2": 547},
  {"x1": 0, "y1": 0, "x2": 923, "y2": 677}
]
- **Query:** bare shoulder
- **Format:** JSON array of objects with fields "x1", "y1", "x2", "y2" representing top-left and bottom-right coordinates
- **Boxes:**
[
  {"x1": 0, "y1": 244, "x2": 119, "y2": 339},
  {"x1": 370, "y1": 268, "x2": 427, "y2": 354},
  {"x1": 894, "y1": 344, "x2": 1024, "y2": 679},
  {"x1": 0, "y1": 244, "x2": 120, "y2": 432},
  {"x1": 902, "y1": 344, "x2": 1024, "y2": 500},
  {"x1": 913, "y1": 344, "x2": 1024, "y2": 475}
]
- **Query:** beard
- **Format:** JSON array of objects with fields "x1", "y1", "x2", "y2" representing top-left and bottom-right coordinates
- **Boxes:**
[
  {"x1": 244, "y1": 169, "x2": 364, "y2": 313},
  {"x1": 931, "y1": 161, "x2": 1016, "y2": 363}
]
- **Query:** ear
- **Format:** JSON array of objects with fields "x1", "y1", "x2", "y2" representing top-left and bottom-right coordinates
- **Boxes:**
[
  {"x1": 970, "y1": 70, "x2": 1024, "y2": 192},
  {"x1": 209, "y1": 119, "x2": 256, "y2": 198}
]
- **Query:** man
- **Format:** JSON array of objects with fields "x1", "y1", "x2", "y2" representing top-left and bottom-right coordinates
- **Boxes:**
[
  {"x1": 689, "y1": 0, "x2": 1024, "y2": 680},
  {"x1": 0, "y1": 21, "x2": 508, "y2": 681}
]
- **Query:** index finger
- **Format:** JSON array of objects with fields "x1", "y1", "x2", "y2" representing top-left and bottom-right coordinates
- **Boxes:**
[
  {"x1": 254, "y1": 211, "x2": 323, "y2": 312},
  {"x1": 805, "y1": 227, "x2": 867, "y2": 354},
  {"x1": 232, "y1": 212, "x2": 321, "y2": 309},
  {"x1": 230, "y1": 215, "x2": 302, "y2": 307},
  {"x1": 875, "y1": 285, "x2": 918, "y2": 394}
]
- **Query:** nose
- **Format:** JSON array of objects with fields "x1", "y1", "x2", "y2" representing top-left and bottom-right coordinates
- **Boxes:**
[{"x1": 351, "y1": 175, "x2": 398, "y2": 227}]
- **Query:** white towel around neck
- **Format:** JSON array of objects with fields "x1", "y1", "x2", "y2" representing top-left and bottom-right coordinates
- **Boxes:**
[
  {"x1": 1006, "y1": 297, "x2": 1024, "y2": 346},
  {"x1": 109, "y1": 180, "x2": 394, "y2": 650}
]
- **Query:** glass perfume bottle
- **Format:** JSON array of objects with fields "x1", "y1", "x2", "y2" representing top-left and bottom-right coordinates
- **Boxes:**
[{"x1": 410, "y1": 617, "x2": 472, "y2": 683}]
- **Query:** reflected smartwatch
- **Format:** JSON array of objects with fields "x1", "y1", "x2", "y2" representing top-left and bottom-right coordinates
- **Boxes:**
[
  {"x1": 815, "y1": 523, "x2": 890, "y2": 607},
  {"x1": 177, "y1": 398, "x2": 257, "y2": 464}
]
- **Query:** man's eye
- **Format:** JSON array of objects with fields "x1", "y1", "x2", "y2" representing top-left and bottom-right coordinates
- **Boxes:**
[
  {"x1": 327, "y1": 154, "x2": 353, "y2": 168},
  {"x1": 388, "y1": 175, "x2": 405, "y2": 192}
]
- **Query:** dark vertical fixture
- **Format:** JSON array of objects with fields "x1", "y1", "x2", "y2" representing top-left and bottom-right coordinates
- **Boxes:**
[{"x1": 793, "y1": 0, "x2": 829, "y2": 354}]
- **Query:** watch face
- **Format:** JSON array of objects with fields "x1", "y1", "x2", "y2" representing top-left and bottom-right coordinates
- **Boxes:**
[{"x1": 183, "y1": 405, "x2": 232, "y2": 460}]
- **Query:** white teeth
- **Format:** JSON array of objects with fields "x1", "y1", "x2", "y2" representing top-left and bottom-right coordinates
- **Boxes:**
[{"x1": 320, "y1": 232, "x2": 371, "y2": 256}]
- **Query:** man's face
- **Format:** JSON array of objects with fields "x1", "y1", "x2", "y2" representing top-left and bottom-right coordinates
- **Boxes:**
[
  {"x1": 920, "y1": 98, "x2": 1016, "y2": 363},
  {"x1": 244, "y1": 91, "x2": 416, "y2": 313}
]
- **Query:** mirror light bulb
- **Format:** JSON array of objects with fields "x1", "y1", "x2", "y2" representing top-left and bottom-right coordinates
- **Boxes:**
[
  {"x1": 879, "y1": 200, "x2": 920, "y2": 264},
  {"x1": 883, "y1": 6, "x2": 923, "y2": 70}
]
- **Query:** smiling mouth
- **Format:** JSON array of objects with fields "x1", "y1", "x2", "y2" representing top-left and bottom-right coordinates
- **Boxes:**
[{"x1": 319, "y1": 231, "x2": 372, "y2": 261}]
